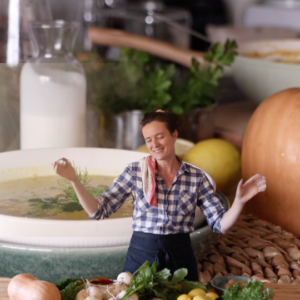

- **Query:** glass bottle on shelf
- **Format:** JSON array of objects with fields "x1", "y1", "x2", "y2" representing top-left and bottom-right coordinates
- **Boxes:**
[{"x1": 20, "y1": 20, "x2": 87, "y2": 149}]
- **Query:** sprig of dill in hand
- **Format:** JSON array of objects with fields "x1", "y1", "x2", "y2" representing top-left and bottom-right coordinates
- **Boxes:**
[
  {"x1": 27, "y1": 165, "x2": 107, "y2": 216},
  {"x1": 58, "y1": 165, "x2": 106, "y2": 203},
  {"x1": 57, "y1": 165, "x2": 107, "y2": 212}
]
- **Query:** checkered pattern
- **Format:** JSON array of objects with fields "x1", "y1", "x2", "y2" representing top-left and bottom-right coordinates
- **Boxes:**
[{"x1": 90, "y1": 160, "x2": 225, "y2": 234}]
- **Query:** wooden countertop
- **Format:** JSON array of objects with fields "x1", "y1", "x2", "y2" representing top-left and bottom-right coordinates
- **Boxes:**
[{"x1": 1, "y1": 277, "x2": 300, "y2": 300}]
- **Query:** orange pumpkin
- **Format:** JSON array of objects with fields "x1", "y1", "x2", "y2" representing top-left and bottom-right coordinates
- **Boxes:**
[
  {"x1": 242, "y1": 88, "x2": 300, "y2": 237},
  {"x1": 7, "y1": 274, "x2": 61, "y2": 300}
]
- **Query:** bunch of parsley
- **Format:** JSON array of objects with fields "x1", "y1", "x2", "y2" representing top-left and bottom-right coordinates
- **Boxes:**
[
  {"x1": 169, "y1": 40, "x2": 238, "y2": 114},
  {"x1": 121, "y1": 261, "x2": 206, "y2": 300},
  {"x1": 84, "y1": 48, "x2": 175, "y2": 114},
  {"x1": 223, "y1": 279, "x2": 274, "y2": 300},
  {"x1": 84, "y1": 40, "x2": 237, "y2": 115}
]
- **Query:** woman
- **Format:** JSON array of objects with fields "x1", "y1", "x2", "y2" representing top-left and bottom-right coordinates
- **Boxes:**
[{"x1": 53, "y1": 109, "x2": 266, "y2": 281}]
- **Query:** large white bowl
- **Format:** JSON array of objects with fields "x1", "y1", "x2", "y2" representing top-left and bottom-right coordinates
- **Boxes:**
[
  {"x1": 0, "y1": 147, "x2": 209, "y2": 247},
  {"x1": 232, "y1": 39, "x2": 300, "y2": 104},
  {"x1": 0, "y1": 148, "x2": 228, "y2": 283}
]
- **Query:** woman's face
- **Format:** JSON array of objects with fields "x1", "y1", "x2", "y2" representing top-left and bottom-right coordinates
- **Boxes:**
[{"x1": 142, "y1": 121, "x2": 178, "y2": 161}]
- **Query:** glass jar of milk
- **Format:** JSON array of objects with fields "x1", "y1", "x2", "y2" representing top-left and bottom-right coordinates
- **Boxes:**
[{"x1": 20, "y1": 20, "x2": 86, "y2": 149}]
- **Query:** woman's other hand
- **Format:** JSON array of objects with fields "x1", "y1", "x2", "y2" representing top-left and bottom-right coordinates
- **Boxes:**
[
  {"x1": 236, "y1": 174, "x2": 266, "y2": 204},
  {"x1": 52, "y1": 158, "x2": 77, "y2": 182}
]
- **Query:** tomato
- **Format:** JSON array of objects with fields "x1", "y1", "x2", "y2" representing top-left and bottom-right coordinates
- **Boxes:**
[
  {"x1": 227, "y1": 279, "x2": 238, "y2": 286},
  {"x1": 224, "y1": 283, "x2": 230, "y2": 289},
  {"x1": 239, "y1": 281, "x2": 246, "y2": 289}
]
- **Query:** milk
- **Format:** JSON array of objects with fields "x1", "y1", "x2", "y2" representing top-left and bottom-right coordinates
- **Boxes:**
[
  {"x1": 21, "y1": 113, "x2": 86, "y2": 149},
  {"x1": 20, "y1": 63, "x2": 86, "y2": 149}
]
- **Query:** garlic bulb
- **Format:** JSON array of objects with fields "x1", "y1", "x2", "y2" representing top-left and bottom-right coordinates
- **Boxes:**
[
  {"x1": 86, "y1": 285, "x2": 103, "y2": 300},
  {"x1": 116, "y1": 272, "x2": 133, "y2": 286}
]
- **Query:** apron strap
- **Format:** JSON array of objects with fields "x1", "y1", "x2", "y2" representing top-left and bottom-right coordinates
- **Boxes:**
[{"x1": 155, "y1": 248, "x2": 178, "y2": 272}]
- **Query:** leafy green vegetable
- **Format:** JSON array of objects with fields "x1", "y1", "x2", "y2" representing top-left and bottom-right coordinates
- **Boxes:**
[
  {"x1": 168, "y1": 40, "x2": 238, "y2": 114},
  {"x1": 81, "y1": 40, "x2": 237, "y2": 115},
  {"x1": 56, "y1": 278, "x2": 78, "y2": 291},
  {"x1": 121, "y1": 261, "x2": 206, "y2": 300},
  {"x1": 222, "y1": 279, "x2": 274, "y2": 300},
  {"x1": 57, "y1": 279, "x2": 85, "y2": 300}
]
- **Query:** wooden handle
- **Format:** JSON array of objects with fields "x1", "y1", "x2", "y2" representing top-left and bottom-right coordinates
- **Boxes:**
[{"x1": 88, "y1": 26, "x2": 205, "y2": 68}]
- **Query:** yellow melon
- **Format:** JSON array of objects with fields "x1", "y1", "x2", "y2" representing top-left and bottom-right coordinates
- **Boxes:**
[{"x1": 183, "y1": 138, "x2": 241, "y2": 193}]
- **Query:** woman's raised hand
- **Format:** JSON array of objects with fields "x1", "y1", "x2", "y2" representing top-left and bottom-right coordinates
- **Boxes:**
[
  {"x1": 52, "y1": 158, "x2": 77, "y2": 182},
  {"x1": 236, "y1": 174, "x2": 266, "y2": 204},
  {"x1": 220, "y1": 174, "x2": 266, "y2": 234}
]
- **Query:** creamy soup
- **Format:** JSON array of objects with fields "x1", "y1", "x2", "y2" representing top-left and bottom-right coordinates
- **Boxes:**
[
  {"x1": 0, "y1": 175, "x2": 133, "y2": 220},
  {"x1": 242, "y1": 51, "x2": 300, "y2": 63}
]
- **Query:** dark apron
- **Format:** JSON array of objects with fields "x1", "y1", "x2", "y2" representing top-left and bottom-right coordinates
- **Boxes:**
[{"x1": 123, "y1": 231, "x2": 199, "y2": 281}]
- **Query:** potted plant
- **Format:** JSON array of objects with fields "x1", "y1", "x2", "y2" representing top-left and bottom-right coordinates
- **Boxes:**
[{"x1": 78, "y1": 40, "x2": 237, "y2": 149}]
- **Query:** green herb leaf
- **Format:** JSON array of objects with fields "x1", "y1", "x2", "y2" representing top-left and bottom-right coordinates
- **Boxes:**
[
  {"x1": 155, "y1": 268, "x2": 171, "y2": 283},
  {"x1": 28, "y1": 198, "x2": 44, "y2": 203},
  {"x1": 56, "y1": 278, "x2": 78, "y2": 291},
  {"x1": 59, "y1": 279, "x2": 85, "y2": 300},
  {"x1": 62, "y1": 202, "x2": 84, "y2": 212},
  {"x1": 153, "y1": 289, "x2": 168, "y2": 300},
  {"x1": 171, "y1": 268, "x2": 188, "y2": 284}
]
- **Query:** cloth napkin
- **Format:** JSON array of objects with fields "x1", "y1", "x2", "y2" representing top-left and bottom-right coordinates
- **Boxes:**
[{"x1": 140, "y1": 156, "x2": 157, "y2": 206}]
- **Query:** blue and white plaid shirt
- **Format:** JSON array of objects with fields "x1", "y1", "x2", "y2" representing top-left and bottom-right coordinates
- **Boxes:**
[{"x1": 90, "y1": 159, "x2": 225, "y2": 234}]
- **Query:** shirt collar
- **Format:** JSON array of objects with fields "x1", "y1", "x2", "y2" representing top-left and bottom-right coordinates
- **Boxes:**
[
  {"x1": 177, "y1": 156, "x2": 188, "y2": 176},
  {"x1": 153, "y1": 156, "x2": 189, "y2": 177}
]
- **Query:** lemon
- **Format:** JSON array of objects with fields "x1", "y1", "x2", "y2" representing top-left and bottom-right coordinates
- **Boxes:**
[
  {"x1": 188, "y1": 288, "x2": 206, "y2": 297},
  {"x1": 177, "y1": 294, "x2": 192, "y2": 300},
  {"x1": 135, "y1": 138, "x2": 195, "y2": 158},
  {"x1": 205, "y1": 292, "x2": 219, "y2": 300},
  {"x1": 192, "y1": 295, "x2": 209, "y2": 300},
  {"x1": 183, "y1": 138, "x2": 241, "y2": 193}
]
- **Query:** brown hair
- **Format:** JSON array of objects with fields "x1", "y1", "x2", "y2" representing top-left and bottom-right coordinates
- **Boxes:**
[{"x1": 140, "y1": 110, "x2": 180, "y2": 134}]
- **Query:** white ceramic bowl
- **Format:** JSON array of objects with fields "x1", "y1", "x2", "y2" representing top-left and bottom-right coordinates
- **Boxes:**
[
  {"x1": 0, "y1": 147, "x2": 209, "y2": 247},
  {"x1": 232, "y1": 39, "x2": 300, "y2": 104}
]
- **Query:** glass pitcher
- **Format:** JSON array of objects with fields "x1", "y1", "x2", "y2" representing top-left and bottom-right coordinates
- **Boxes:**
[
  {"x1": 0, "y1": 0, "x2": 52, "y2": 152},
  {"x1": 20, "y1": 20, "x2": 87, "y2": 149}
]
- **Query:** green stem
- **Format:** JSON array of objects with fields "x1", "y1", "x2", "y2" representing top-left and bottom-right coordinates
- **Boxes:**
[
  {"x1": 132, "y1": 261, "x2": 148, "y2": 276},
  {"x1": 121, "y1": 285, "x2": 145, "y2": 300}
]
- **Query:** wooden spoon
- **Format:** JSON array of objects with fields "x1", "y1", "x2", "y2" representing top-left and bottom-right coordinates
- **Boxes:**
[{"x1": 88, "y1": 26, "x2": 205, "y2": 68}]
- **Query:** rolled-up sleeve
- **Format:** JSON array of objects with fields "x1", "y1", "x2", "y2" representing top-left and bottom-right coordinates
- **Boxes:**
[
  {"x1": 197, "y1": 174, "x2": 226, "y2": 233},
  {"x1": 89, "y1": 166, "x2": 134, "y2": 220}
]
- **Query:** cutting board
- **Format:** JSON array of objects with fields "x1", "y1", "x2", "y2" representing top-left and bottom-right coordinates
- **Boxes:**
[
  {"x1": 1, "y1": 278, "x2": 300, "y2": 300},
  {"x1": 0, "y1": 278, "x2": 10, "y2": 300}
]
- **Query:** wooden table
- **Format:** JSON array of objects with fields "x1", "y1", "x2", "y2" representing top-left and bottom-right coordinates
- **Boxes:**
[{"x1": 1, "y1": 278, "x2": 300, "y2": 300}]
